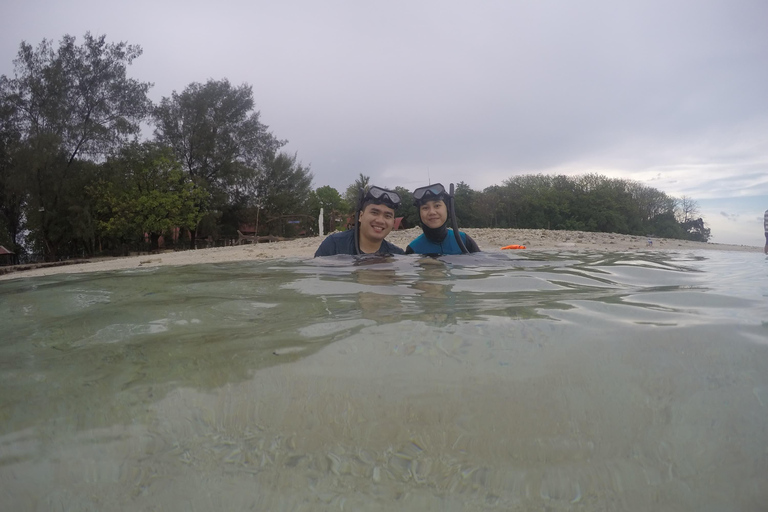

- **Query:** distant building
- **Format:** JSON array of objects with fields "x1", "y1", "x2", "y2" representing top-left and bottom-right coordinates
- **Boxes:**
[{"x1": 0, "y1": 245, "x2": 14, "y2": 266}]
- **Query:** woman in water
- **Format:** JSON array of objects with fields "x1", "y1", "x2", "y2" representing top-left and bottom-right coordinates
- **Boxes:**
[{"x1": 405, "y1": 183, "x2": 481, "y2": 255}]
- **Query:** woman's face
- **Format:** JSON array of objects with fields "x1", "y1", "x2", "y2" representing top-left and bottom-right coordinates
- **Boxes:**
[{"x1": 419, "y1": 199, "x2": 448, "y2": 229}]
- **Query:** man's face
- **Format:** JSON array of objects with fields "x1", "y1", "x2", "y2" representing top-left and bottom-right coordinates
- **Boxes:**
[{"x1": 358, "y1": 202, "x2": 396, "y2": 243}]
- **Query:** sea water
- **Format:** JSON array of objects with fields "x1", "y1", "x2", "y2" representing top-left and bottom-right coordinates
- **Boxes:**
[{"x1": 0, "y1": 250, "x2": 767, "y2": 511}]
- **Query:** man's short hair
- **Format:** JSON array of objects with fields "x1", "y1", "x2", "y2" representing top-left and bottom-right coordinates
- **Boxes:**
[{"x1": 361, "y1": 199, "x2": 396, "y2": 212}]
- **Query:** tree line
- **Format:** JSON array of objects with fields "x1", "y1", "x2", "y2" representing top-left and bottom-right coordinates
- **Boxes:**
[
  {"x1": 309, "y1": 173, "x2": 710, "y2": 244},
  {"x1": 0, "y1": 33, "x2": 313, "y2": 263},
  {"x1": 452, "y1": 174, "x2": 709, "y2": 241},
  {"x1": 1, "y1": 34, "x2": 710, "y2": 264}
]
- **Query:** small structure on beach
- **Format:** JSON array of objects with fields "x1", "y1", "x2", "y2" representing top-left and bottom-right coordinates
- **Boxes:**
[{"x1": 0, "y1": 245, "x2": 15, "y2": 266}]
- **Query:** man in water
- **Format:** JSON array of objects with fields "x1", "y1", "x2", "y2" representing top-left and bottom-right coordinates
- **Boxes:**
[
  {"x1": 314, "y1": 186, "x2": 405, "y2": 257},
  {"x1": 764, "y1": 209, "x2": 768, "y2": 254}
]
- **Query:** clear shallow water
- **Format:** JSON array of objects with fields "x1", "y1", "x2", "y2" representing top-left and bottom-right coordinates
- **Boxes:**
[{"x1": 1, "y1": 250, "x2": 767, "y2": 511}]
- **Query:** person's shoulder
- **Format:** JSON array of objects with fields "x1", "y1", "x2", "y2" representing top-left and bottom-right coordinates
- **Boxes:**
[
  {"x1": 383, "y1": 240, "x2": 405, "y2": 254},
  {"x1": 314, "y1": 230, "x2": 354, "y2": 257},
  {"x1": 313, "y1": 236, "x2": 335, "y2": 257},
  {"x1": 405, "y1": 233, "x2": 429, "y2": 254},
  {"x1": 327, "y1": 230, "x2": 353, "y2": 240},
  {"x1": 462, "y1": 232, "x2": 481, "y2": 252}
]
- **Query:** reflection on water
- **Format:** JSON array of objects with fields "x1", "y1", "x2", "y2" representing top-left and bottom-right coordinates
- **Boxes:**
[{"x1": 1, "y1": 251, "x2": 767, "y2": 510}]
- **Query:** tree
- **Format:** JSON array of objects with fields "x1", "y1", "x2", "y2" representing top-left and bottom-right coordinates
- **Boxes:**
[
  {"x1": 344, "y1": 173, "x2": 370, "y2": 213},
  {"x1": 255, "y1": 152, "x2": 313, "y2": 236},
  {"x1": 89, "y1": 142, "x2": 206, "y2": 251},
  {"x1": 676, "y1": 195, "x2": 700, "y2": 224},
  {"x1": 393, "y1": 186, "x2": 417, "y2": 227},
  {"x1": 681, "y1": 217, "x2": 711, "y2": 242},
  {"x1": 452, "y1": 181, "x2": 478, "y2": 227},
  {"x1": 153, "y1": 79, "x2": 285, "y2": 245},
  {"x1": 475, "y1": 185, "x2": 508, "y2": 228},
  {"x1": 0, "y1": 33, "x2": 152, "y2": 260},
  {"x1": 625, "y1": 181, "x2": 675, "y2": 225},
  {"x1": 0, "y1": 90, "x2": 24, "y2": 262},
  {"x1": 309, "y1": 185, "x2": 345, "y2": 233}
]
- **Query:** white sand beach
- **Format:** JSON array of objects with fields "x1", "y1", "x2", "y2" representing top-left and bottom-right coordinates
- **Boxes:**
[{"x1": 0, "y1": 227, "x2": 762, "y2": 281}]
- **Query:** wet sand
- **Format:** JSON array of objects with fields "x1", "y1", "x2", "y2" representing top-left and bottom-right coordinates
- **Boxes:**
[{"x1": 0, "y1": 227, "x2": 761, "y2": 281}]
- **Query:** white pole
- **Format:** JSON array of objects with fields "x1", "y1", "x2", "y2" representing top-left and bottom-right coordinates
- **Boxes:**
[{"x1": 319, "y1": 208, "x2": 324, "y2": 237}]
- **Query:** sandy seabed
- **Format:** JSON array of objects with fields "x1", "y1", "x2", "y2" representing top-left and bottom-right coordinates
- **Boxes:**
[{"x1": 0, "y1": 227, "x2": 762, "y2": 281}]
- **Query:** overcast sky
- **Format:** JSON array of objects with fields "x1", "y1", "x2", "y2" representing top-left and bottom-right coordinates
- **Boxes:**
[{"x1": 2, "y1": 0, "x2": 767, "y2": 246}]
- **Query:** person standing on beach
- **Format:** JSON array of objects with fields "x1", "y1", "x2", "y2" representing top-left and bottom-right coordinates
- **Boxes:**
[
  {"x1": 764, "y1": 209, "x2": 768, "y2": 254},
  {"x1": 314, "y1": 186, "x2": 405, "y2": 257}
]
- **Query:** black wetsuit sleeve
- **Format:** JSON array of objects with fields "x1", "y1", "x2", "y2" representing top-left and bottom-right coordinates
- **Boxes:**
[
  {"x1": 314, "y1": 237, "x2": 337, "y2": 257},
  {"x1": 464, "y1": 234, "x2": 481, "y2": 253},
  {"x1": 383, "y1": 241, "x2": 405, "y2": 255},
  {"x1": 314, "y1": 230, "x2": 359, "y2": 256}
]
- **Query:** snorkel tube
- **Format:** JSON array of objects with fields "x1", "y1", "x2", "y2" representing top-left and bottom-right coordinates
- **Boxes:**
[
  {"x1": 449, "y1": 183, "x2": 469, "y2": 254},
  {"x1": 353, "y1": 188, "x2": 363, "y2": 255}
]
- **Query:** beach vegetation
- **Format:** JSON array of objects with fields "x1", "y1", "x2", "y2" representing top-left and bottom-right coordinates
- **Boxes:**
[
  {"x1": 0, "y1": 33, "x2": 153, "y2": 261},
  {"x1": 324, "y1": 172, "x2": 709, "y2": 242},
  {"x1": 393, "y1": 186, "x2": 417, "y2": 227},
  {"x1": 153, "y1": 78, "x2": 286, "y2": 246},
  {"x1": 87, "y1": 142, "x2": 206, "y2": 253},
  {"x1": 343, "y1": 173, "x2": 371, "y2": 213},
  {"x1": 1, "y1": 34, "x2": 316, "y2": 260},
  {"x1": 308, "y1": 185, "x2": 346, "y2": 233},
  {"x1": 255, "y1": 152, "x2": 313, "y2": 236},
  {"x1": 446, "y1": 173, "x2": 710, "y2": 241},
  {"x1": 1, "y1": 32, "x2": 713, "y2": 261}
]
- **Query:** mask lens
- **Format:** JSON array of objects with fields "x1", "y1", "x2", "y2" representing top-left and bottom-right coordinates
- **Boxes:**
[
  {"x1": 413, "y1": 183, "x2": 446, "y2": 201},
  {"x1": 366, "y1": 186, "x2": 401, "y2": 208}
]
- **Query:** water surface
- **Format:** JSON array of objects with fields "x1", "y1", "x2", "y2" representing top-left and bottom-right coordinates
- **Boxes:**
[{"x1": 1, "y1": 250, "x2": 767, "y2": 511}]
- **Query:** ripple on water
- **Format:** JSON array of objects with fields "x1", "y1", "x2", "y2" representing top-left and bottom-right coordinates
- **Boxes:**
[{"x1": 1, "y1": 251, "x2": 767, "y2": 510}]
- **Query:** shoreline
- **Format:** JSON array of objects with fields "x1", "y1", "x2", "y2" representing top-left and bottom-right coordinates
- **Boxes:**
[{"x1": 0, "y1": 227, "x2": 762, "y2": 281}]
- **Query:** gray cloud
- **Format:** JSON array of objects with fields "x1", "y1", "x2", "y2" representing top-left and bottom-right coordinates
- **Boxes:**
[{"x1": 2, "y1": 0, "x2": 767, "y2": 244}]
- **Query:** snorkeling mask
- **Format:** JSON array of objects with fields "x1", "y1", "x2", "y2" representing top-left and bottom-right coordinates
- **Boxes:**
[
  {"x1": 361, "y1": 186, "x2": 402, "y2": 210},
  {"x1": 412, "y1": 183, "x2": 448, "y2": 204}
]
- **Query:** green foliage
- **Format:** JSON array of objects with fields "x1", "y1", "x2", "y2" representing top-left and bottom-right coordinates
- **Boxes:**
[
  {"x1": 308, "y1": 185, "x2": 345, "y2": 233},
  {"x1": 452, "y1": 181, "x2": 478, "y2": 227},
  {"x1": 1, "y1": 32, "x2": 713, "y2": 255},
  {"x1": 88, "y1": 142, "x2": 205, "y2": 251},
  {"x1": 344, "y1": 173, "x2": 370, "y2": 213},
  {"x1": 256, "y1": 152, "x2": 313, "y2": 236},
  {"x1": 0, "y1": 33, "x2": 152, "y2": 260},
  {"x1": 681, "y1": 217, "x2": 711, "y2": 242},
  {"x1": 312, "y1": 185, "x2": 345, "y2": 212},
  {"x1": 0, "y1": 92, "x2": 24, "y2": 261},
  {"x1": 393, "y1": 186, "x2": 417, "y2": 227},
  {"x1": 455, "y1": 173, "x2": 710, "y2": 242},
  {"x1": 154, "y1": 79, "x2": 284, "y2": 202},
  {"x1": 153, "y1": 78, "x2": 288, "y2": 245}
]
